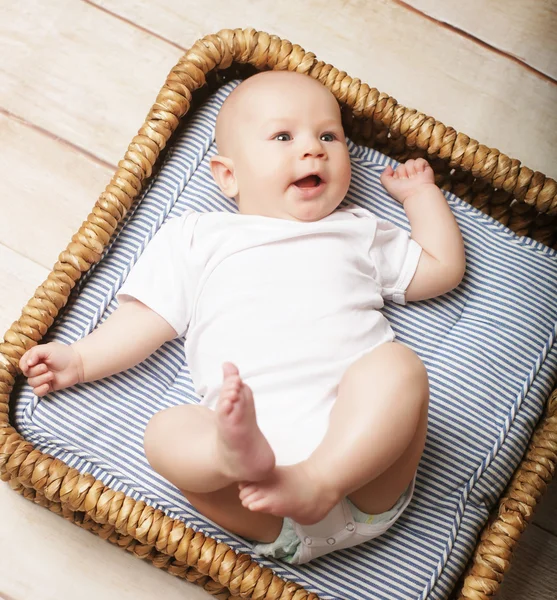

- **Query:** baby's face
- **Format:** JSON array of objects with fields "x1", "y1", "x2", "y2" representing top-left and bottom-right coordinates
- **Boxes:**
[{"x1": 212, "y1": 73, "x2": 352, "y2": 222}]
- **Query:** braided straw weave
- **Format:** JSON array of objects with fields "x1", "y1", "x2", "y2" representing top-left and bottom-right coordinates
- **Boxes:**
[{"x1": 1, "y1": 28, "x2": 556, "y2": 599}]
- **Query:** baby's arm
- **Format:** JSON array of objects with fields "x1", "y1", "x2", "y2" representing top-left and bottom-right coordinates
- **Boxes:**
[
  {"x1": 72, "y1": 299, "x2": 178, "y2": 381},
  {"x1": 380, "y1": 159, "x2": 466, "y2": 302},
  {"x1": 20, "y1": 299, "x2": 177, "y2": 396}
]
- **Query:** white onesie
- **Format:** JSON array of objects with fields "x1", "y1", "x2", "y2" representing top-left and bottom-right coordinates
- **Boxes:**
[{"x1": 117, "y1": 205, "x2": 422, "y2": 466}]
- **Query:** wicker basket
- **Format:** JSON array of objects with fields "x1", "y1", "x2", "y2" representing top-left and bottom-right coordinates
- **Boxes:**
[{"x1": 1, "y1": 28, "x2": 556, "y2": 600}]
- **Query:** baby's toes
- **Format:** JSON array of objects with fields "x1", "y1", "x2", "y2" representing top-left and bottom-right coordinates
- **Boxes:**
[
  {"x1": 245, "y1": 496, "x2": 269, "y2": 512},
  {"x1": 220, "y1": 398, "x2": 233, "y2": 416},
  {"x1": 223, "y1": 384, "x2": 239, "y2": 400},
  {"x1": 239, "y1": 484, "x2": 257, "y2": 502},
  {"x1": 246, "y1": 498, "x2": 269, "y2": 512},
  {"x1": 224, "y1": 375, "x2": 241, "y2": 390},
  {"x1": 218, "y1": 390, "x2": 238, "y2": 417},
  {"x1": 240, "y1": 487, "x2": 267, "y2": 508},
  {"x1": 222, "y1": 381, "x2": 240, "y2": 399}
]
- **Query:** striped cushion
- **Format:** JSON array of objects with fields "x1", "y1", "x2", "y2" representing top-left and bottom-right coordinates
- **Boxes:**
[{"x1": 14, "y1": 81, "x2": 557, "y2": 600}]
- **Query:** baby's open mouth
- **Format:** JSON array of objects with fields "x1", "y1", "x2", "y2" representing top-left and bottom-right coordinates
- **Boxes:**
[{"x1": 293, "y1": 174, "x2": 323, "y2": 188}]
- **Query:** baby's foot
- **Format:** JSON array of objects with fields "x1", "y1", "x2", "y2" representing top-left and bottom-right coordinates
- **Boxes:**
[
  {"x1": 380, "y1": 157, "x2": 437, "y2": 205},
  {"x1": 238, "y1": 462, "x2": 340, "y2": 525},
  {"x1": 216, "y1": 362, "x2": 276, "y2": 483}
]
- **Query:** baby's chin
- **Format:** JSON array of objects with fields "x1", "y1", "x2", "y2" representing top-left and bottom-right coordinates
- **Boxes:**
[
  {"x1": 236, "y1": 191, "x2": 343, "y2": 222},
  {"x1": 285, "y1": 201, "x2": 342, "y2": 223}
]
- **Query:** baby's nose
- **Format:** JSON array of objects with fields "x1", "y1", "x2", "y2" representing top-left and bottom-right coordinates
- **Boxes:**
[{"x1": 302, "y1": 140, "x2": 327, "y2": 159}]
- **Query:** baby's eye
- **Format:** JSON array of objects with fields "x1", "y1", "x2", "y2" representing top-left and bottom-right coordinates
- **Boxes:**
[
  {"x1": 274, "y1": 133, "x2": 292, "y2": 141},
  {"x1": 320, "y1": 133, "x2": 336, "y2": 142}
]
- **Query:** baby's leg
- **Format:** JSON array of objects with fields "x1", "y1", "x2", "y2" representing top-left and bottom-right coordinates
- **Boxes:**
[
  {"x1": 312, "y1": 341, "x2": 429, "y2": 512},
  {"x1": 239, "y1": 342, "x2": 429, "y2": 524},
  {"x1": 184, "y1": 483, "x2": 283, "y2": 544},
  {"x1": 143, "y1": 363, "x2": 276, "y2": 494},
  {"x1": 344, "y1": 383, "x2": 427, "y2": 516}
]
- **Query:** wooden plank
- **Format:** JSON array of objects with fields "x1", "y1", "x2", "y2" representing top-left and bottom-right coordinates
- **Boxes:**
[
  {"x1": 404, "y1": 0, "x2": 557, "y2": 80},
  {"x1": 0, "y1": 242, "x2": 48, "y2": 339},
  {"x1": 0, "y1": 118, "x2": 217, "y2": 600},
  {"x1": 495, "y1": 523, "x2": 557, "y2": 599},
  {"x1": 532, "y1": 474, "x2": 557, "y2": 537},
  {"x1": 89, "y1": 0, "x2": 557, "y2": 179},
  {"x1": 0, "y1": 1, "x2": 182, "y2": 166},
  {"x1": 0, "y1": 112, "x2": 113, "y2": 270},
  {"x1": 1, "y1": 3, "x2": 556, "y2": 597},
  {"x1": 0, "y1": 484, "x2": 210, "y2": 600}
]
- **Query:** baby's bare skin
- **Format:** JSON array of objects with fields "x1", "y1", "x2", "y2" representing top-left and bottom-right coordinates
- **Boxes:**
[
  {"x1": 216, "y1": 362, "x2": 275, "y2": 483},
  {"x1": 209, "y1": 149, "x2": 458, "y2": 525},
  {"x1": 21, "y1": 69, "x2": 465, "y2": 542},
  {"x1": 217, "y1": 363, "x2": 338, "y2": 524}
]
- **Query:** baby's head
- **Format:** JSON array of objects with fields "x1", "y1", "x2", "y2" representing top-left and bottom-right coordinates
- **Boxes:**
[{"x1": 210, "y1": 70, "x2": 352, "y2": 222}]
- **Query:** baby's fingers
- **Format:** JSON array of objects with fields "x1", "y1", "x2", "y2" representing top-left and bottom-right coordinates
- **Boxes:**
[
  {"x1": 380, "y1": 165, "x2": 396, "y2": 186},
  {"x1": 415, "y1": 158, "x2": 429, "y2": 172},
  {"x1": 27, "y1": 362, "x2": 49, "y2": 378},
  {"x1": 405, "y1": 160, "x2": 417, "y2": 177},
  {"x1": 20, "y1": 345, "x2": 53, "y2": 375},
  {"x1": 19, "y1": 351, "x2": 31, "y2": 375},
  {"x1": 28, "y1": 371, "x2": 54, "y2": 396},
  {"x1": 383, "y1": 165, "x2": 394, "y2": 177}
]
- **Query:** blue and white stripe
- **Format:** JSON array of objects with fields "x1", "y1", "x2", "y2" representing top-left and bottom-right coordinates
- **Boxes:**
[{"x1": 14, "y1": 81, "x2": 557, "y2": 600}]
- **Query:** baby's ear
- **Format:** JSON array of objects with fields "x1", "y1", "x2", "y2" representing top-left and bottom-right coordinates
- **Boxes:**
[{"x1": 210, "y1": 155, "x2": 238, "y2": 199}]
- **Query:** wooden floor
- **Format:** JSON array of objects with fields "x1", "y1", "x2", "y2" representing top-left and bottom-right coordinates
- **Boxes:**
[{"x1": 1, "y1": 1, "x2": 556, "y2": 598}]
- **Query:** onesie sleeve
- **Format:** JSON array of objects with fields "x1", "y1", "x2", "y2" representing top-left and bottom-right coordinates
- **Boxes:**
[
  {"x1": 370, "y1": 216, "x2": 423, "y2": 305},
  {"x1": 116, "y1": 210, "x2": 199, "y2": 339}
]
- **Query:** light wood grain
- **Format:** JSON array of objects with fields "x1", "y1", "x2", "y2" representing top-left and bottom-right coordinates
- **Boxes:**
[
  {"x1": 406, "y1": 0, "x2": 557, "y2": 80},
  {"x1": 91, "y1": 0, "x2": 557, "y2": 178},
  {"x1": 1, "y1": 2, "x2": 557, "y2": 599},
  {"x1": 0, "y1": 112, "x2": 113, "y2": 270},
  {"x1": 532, "y1": 473, "x2": 557, "y2": 537},
  {"x1": 1, "y1": 0, "x2": 556, "y2": 177},
  {"x1": 0, "y1": 1, "x2": 182, "y2": 166},
  {"x1": 495, "y1": 520, "x2": 557, "y2": 599},
  {"x1": 0, "y1": 242, "x2": 48, "y2": 340},
  {"x1": 0, "y1": 483, "x2": 209, "y2": 600}
]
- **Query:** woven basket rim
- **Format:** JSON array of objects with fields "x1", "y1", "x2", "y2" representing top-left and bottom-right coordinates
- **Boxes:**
[{"x1": 1, "y1": 27, "x2": 556, "y2": 600}]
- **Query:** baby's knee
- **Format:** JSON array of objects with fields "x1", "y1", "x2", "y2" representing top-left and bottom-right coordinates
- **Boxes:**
[
  {"x1": 143, "y1": 407, "x2": 185, "y2": 464},
  {"x1": 394, "y1": 345, "x2": 429, "y2": 408},
  {"x1": 361, "y1": 342, "x2": 429, "y2": 402},
  {"x1": 143, "y1": 409, "x2": 169, "y2": 464},
  {"x1": 398, "y1": 345, "x2": 428, "y2": 391},
  {"x1": 143, "y1": 405, "x2": 213, "y2": 460},
  {"x1": 381, "y1": 345, "x2": 429, "y2": 430}
]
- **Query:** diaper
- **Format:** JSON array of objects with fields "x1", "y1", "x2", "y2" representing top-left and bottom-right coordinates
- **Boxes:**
[{"x1": 252, "y1": 475, "x2": 416, "y2": 565}]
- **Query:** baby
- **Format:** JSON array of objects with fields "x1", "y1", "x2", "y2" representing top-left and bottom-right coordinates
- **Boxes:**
[{"x1": 19, "y1": 70, "x2": 466, "y2": 564}]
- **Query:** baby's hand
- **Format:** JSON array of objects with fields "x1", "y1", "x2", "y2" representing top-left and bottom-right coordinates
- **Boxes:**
[
  {"x1": 19, "y1": 342, "x2": 83, "y2": 397},
  {"x1": 380, "y1": 158, "x2": 436, "y2": 205}
]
